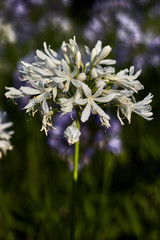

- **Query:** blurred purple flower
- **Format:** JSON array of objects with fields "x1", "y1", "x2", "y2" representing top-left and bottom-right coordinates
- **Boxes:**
[
  {"x1": 48, "y1": 113, "x2": 75, "y2": 160},
  {"x1": 82, "y1": 148, "x2": 94, "y2": 165},
  {"x1": 4, "y1": 0, "x2": 28, "y2": 15},
  {"x1": 83, "y1": 0, "x2": 160, "y2": 69},
  {"x1": 94, "y1": 117, "x2": 123, "y2": 155},
  {"x1": 107, "y1": 137, "x2": 122, "y2": 155}
]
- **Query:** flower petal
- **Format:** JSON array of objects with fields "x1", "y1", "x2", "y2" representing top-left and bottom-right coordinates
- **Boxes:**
[
  {"x1": 99, "y1": 59, "x2": 116, "y2": 65},
  {"x1": 20, "y1": 86, "x2": 41, "y2": 95},
  {"x1": 52, "y1": 77, "x2": 66, "y2": 83},
  {"x1": 84, "y1": 45, "x2": 91, "y2": 56},
  {"x1": 43, "y1": 42, "x2": 57, "y2": 58},
  {"x1": 75, "y1": 98, "x2": 88, "y2": 105},
  {"x1": 45, "y1": 58, "x2": 56, "y2": 71},
  {"x1": 92, "y1": 87, "x2": 103, "y2": 98},
  {"x1": 81, "y1": 102, "x2": 91, "y2": 122},
  {"x1": 42, "y1": 99, "x2": 49, "y2": 114},
  {"x1": 71, "y1": 79, "x2": 83, "y2": 88},
  {"x1": 5, "y1": 87, "x2": 24, "y2": 98},
  {"x1": 62, "y1": 59, "x2": 70, "y2": 74},
  {"x1": 82, "y1": 83, "x2": 92, "y2": 97},
  {"x1": 36, "y1": 50, "x2": 49, "y2": 61},
  {"x1": 94, "y1": 92, "x2": 119, "y2": 103},
  {"x1": 52, "y1": 87, "x2": 57, "y2": 101},
  {"x1": 34, "y1": 67, "x2": 53, "y2": 76},
  {"x1": 91, "y1": 101, "x2": 110, "y2": 119},
  {"x1": 24, "y1": 92, "x2": 46, "y2": 109},
  {"x1": 95, "y1": 40, "x2": 102, "y2": 55}
]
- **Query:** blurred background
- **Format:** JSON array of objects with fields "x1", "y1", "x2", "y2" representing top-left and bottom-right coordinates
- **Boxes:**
[{"x1": 0, "y1": 0, "x2": 160, "y2": 239}]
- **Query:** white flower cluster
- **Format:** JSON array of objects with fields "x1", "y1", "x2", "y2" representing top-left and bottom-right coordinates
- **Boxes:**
[
  {"x1": 0, "y1": 111, "x2": 14, "y2": 158},
  {"x1": 5, "y1": 36, "x2": 153, "y2": 144}
]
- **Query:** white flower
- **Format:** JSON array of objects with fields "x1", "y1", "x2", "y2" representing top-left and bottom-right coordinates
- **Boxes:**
[
  {"x1": 113, "y1": 90, "x2": 153, "y2": 124},
  {"x1": 107, "y1": 66, "x2": 144, "y2": 93},
  {"x1": 68, "y1": 36, "x2": 79, "y2": 59},
  {"x1": 64, "y1": 121, "x2": 81, "y2": 145},
  {"x1": 22, "y1": 79, "x2": 53, "y2": 114},
  {"x1": 85, "y1": 40, "x2": 114, "y2": 67},
  {"x1": 7, "y1": 79, "x2": 53, "y2": 115},
  {"x1": 53, "y1": 60, "x2": 82, "y2": 92},
  {"x1": 59, "y1": 97, "x2": 75, "y2": 115},
  {"x1": 132, "y1": 93, "x2": 153, "y2": 120},
  {"x1": 75, "y1": 84, "x2": 119, "y2": 124},
  {"x1": 96, "y1": 65, "x2": 115, "y2": 76},
  {"x1": 114, "y1": 90, "x2": 134, "y2": 125},
  {"x1": 36, "y1": 42, "x2": 61, "y2": 66},
  {"x1": 59, "y1": 88, "x2": 83, "y2": 116},
  {"x1": 92, "y1": 45, "x2": 112, "y2": 66},
  {"x1": 5, "y1": 87, "x2": 25, "y2": 98},
  {"x1": 0, "y1": 111, "x2": 14, "y2": 158}
]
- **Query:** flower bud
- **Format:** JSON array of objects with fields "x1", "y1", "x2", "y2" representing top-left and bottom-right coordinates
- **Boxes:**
[
  {"x1": 77, "y1": 73, "x2": 86, "y2": 81},
  {"x1": 76, "y1": 51, "x2": 81, "y2": 69},
  {"x1": 91, "y1": 48, "x2": 97, "y2": 63},
  {"x1": 64, "y1": 121, "x2": 81, "y2": 145},
  {"x1": 93, "y1": 45, "x2": 111, "y2": 66}
]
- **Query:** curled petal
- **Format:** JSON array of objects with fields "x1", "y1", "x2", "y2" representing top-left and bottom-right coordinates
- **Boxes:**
[{"x1": 36, "y1": 50, "x2": 49, "y2": 61}]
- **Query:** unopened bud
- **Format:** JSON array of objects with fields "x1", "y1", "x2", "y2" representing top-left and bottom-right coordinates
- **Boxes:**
[
  {"x1": 93, "y1": 45, "x2": 111, "y2": 66},
  {"x1": 64, "y1": 121, "x2": 81, "y2": 145},
  {"x1": 91, "y1": 48, "x2": 97, "y2": 63},
  {"x1": 77, "y1": 72, "x2": 86, "y2": 81},
  {"x1": 76, "y1": 51, "x2": 81, "y2": 69}
]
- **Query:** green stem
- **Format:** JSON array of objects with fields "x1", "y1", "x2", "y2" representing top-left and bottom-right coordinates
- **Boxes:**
[
  {"x1": 86, "y1": 65, "x2": 93, "y2": 84},
  {"x1": 76, "y1": 68, "x2": 79, "y2": 78},
  {"x1": 70, "y1": 111, "x2": 80, "y2": 240}
]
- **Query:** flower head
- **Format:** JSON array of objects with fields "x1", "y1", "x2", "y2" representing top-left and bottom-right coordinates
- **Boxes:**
[{"x1": 5, "y1": 36, "x2": 153, "y2": 141}]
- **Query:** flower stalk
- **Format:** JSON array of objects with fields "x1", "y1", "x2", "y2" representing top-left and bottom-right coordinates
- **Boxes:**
[{"x1": 70, "y1": 110, "x2": 80, "y2": 240}]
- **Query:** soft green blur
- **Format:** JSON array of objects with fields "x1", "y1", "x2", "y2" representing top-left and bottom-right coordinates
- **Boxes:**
[{"x1": 0, "y1": 1, "x2": 160, "y2": 240}]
